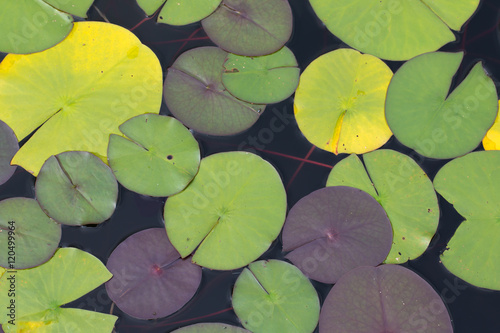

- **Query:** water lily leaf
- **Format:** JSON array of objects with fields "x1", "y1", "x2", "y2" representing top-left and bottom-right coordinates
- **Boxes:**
[
  {"x1": 105, "y1": 228, "x2": 202, "y2": 320},
  {"x1": 0, "y1": 198, "x2": 61, "y2": 269},
  {"x1": 136, "y1": 0, "x2": 166, "y2": 15},
  {"x1": 386, "y1": 52, "x2": 498, "y2": 159},
  {"x1": 282, "y1": 186, "x2": 392, "y2": 284},
  {"x1": 0, "y1": 120, "x2": 18, "y2": 186},
  {"x1": 294, "y1": 48, "x2": 393, "y2": 155},
  {"x1": 434, "y1": 151, "x2": 500, "y2": 290},
  {"x1": 43, "y1": 0, "x2": 94, "y2": 17},
  {"x1": 326, "y1": 150, "x2": 439, "y2": 264},
  {"x1": 222, "y1": 46, "x2": 300, "y2": 104},
  {"x1": 172, "y1": 323, "x2": 250, "y2": 333},
  {"x1": 164, "y1": 46, "x2": 265, "y2": 136},
  {"x1": 201, "y1": 0, "x2": 293, "y2": 56},
  {"x1": 137, "y1": 0, "x2": 221, "y2": 25},
  {"x1": 108, "y1": 114, "x2": 200, "y2": 197},
  {"x1": 232, "y1": 260, "x2": 320, "y2": 333},
  {"x1": 483, "y1": 101, "x2": 500, "y2": 150},
  {"x1": 0, "y1": 247, "x2": 117, "y2": 332},
  {"x1": 164, "y1": 152, "x2": 287, "y2": 270},
  {"x1": 309, "y1": 0, "x2": 479, "y2": 60},
  {"x1": 0, "y1": 21, "x2": 163, "y2": 176},
  {"x1": 319, "y1": 265, "x2": 453, "y2": 333}
]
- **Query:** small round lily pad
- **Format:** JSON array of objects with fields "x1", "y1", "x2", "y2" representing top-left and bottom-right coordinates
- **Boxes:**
[
  {"x1": 0, "y1": 120, "x2": 18, "y2": 186},
  {"x1": 172, "y1": 323, "x2": 250, "y2": 333}
]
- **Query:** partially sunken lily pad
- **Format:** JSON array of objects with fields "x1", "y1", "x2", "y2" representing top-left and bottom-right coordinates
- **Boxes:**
[
  {"x1": 164, "y1": 152, "x2": 287, "y2": 270},
  {"x1": 319, "y1": 265, "x2": 453, "y2": 333},
  {"x1": 105, "y1": 228, "x2": 202, "y2": 320},
  {"x1": 164, "y1": 47, "x2": 265, "y2": 136},
  {"x1": 0, "y1": 120, "x2": 18, "y2": 186},
  {"x1": 434, "y1": 151, "x2": 500, "y2": 290},
  {"x1": 172, "y1": 323, "x2": 250, "y2": 333},
  {"x1": 386, "y1": 52, "x2": 498, "y2": 159},
  {"x1": 0, "y1": 198, "x2": 61, "y2": 269},
  {"x1": 201, "y1": 0, "x2": 293, "y2": 56},
  {"x1": 35, "y1": 151, "x2": 118, "y2": 225},
  {"x1": 282, "y1": 186, "x2": 392, "y2": 284},
  {"x1": 222, "y1": 46, "x2": 300, "y2": 104},
  {"x1": 108, "y1": 114, "x2": 200, "y2": 197},
  {"x1": 327, "y1": 150, "x2": 439, "y2": 264},
  {"x1": 483, "y1": 101, "x2": 500, "y2": 150},
  {"x1": 232, "y1": 260, "x2": 320, "y2": 333}
]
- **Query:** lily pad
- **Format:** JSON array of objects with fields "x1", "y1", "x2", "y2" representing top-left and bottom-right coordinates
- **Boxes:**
[
  {"x1": 43, "y1": 0, "x2": 94, "y2": 17},
  {"x1": 0, "y1": 21, "x2": 163, "y2": 176},
  {"x1": 386, "y1": 52, "x2": 498, "y2": 159},
  {"x1": 164, "y1": 151, "x2": 286, "y2": 270},
  {"x1": 434, "y1": 151, "x2": 500, "y2": 290},
  {"x1": 282, "y1": 186, "x2": 392, "y2": 284},
  {"x1": 201, "y1": 0, "x2": 293, "y2": 56},
  {"x1": 319, "y1": 265, "x2": 453, "y2": 333},
  {"x1": 35, "y1": 151, "x2": 118, "y2": 226},
  {"x1": 326, "y1": 150, "x2": 439, "y2": 264},
  {"x1": 0, "y1": 198, "x2": 61, "y2": 269},
  {"x1": 309, "y1": 0, "x2": 480, "y2": 60},
  {"x1": 108, "y1": 114, "x2": 200, "y2": 197},
  {"x1": 294, "y1": 48, "x2": 393, "y2": 155},
  {"x1": 483, "y1": 101, "x2": 500, "y2": 150},
  {"x1": 137, "y1": 0, "x2": 222, "y2": 25},
  {"x1": 105, "y1": 228, "x2": 202, "y2": 320},
  {"x1": 0, "y1": 247, "x2": 117, "y2": 332},
  {"x1": 232, "y1": 260, "x2": 320, "y2": 333},
  {"x1": 222, "y1": 46, "x2": 300, "y2": 104},
  {"x1": 0, "y1": 120, "x2": 18, "y2": 186},
  {"x1": 172, "y1": 323, "x2": 250, "y2": 333},
  {"x1": 164, "y1": 47, "x2": 265, "y2": 136}
]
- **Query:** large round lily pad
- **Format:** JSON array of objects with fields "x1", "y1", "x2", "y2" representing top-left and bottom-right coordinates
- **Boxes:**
[
  {"x1": 294, "y1": 48, "x2": 393, "y2": 155},
  {"x1": 172, "y1": 323, "x2": 250, "y2": 333},
  {"x1": 309, "y1": 0, "x2": 480, "y2": 61},
  {"x1": 108, "y1": 114, "x2": 200, "y2": 197},
  {"x1": 326, "y1": 150, "x2": 439, "y2": 264},
  {"x1": 35, "y1": 151, "x2": 118, "y2": 226},
  {"x1": 0, "y1": 21, "x2": 163, "y2": 176},
  {"x1": 0, "y1": 120, "x2": 18, "y2": 186},
  {"x1": 483, "y1": 101, "x2": 500, "y2": 150},
  {"x1": 386, "y1": 52, "x2": 498, "y2": 159},
  {"x1": 201, "y1": 0, "x2": 293, "y2": 56},
  {"x1": 319, "y1": 265, "x2": 453, "y2": 333},
  {"x1": 105, "y1": 228, "x2": 202, "y2": 320},
  {"x1": 0, "y1": 198, "x2": 61, "y2": 269},
  {"x1": 164, "y1": 151, "x2": 287, "y2": 270},
  {"x1": 434, "y1": 151, "x2": 500, "y2": 290},
  {"x1": 282, "y1": 186, "x2": 392, "y2": 284},
  {"x1": 232, "y1": 260, "x2": 320, "y2": 333}
]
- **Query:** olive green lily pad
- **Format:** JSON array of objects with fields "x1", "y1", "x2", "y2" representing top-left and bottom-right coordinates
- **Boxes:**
[
  {"x1": 164, "y1": 152, "x2": 286, "y2": 270},
  {"x1": 0, "y1": 120, "x2": 18, "y2": 186},
  {"x1": 172, "y1": 323, "x2": 250, "y2": 333},
  {"x1": 386, "y1": 52, "x2": 498, "y2": 159},
  {"x1": 326, "y1": 150, "x2": 439, "y2": 264},
  {"x1": 43, "y1": 0, "x2": 94, "y2": 17},
  {"x1": 108, "y1": 114, "x2": 200, "y2": 197},
  {"x1": 137, "y1": 0, "x2": 222, "y2": 25},
  {"x1": 483, "y1": 101, "x2": 500, "y2": 150},
  {"x1": 434, "y1": 151, "x2": 500, "y2": 290}
]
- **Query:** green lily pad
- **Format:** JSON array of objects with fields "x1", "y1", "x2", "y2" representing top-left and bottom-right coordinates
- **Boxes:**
[
  {"x1": 386, "y1": 52, "x2": 498, "y2": 159},
  {"x1": 309, "y1": 0, "x2": 480, "y2": 60},
  {"x1": 0, "y1": 247, "x2": 117, "y2": 332},
  {"x1": 326, "y1": 150, "x2": 439, "y2": 264},
  {"x1": 164, "y1": 152, "x2": 286, "y2": 270},
  {"x1": 0, "y1": 198, "x2": 61, "y2": 269},
  {"x1": 137, "y1": 0, "x2": 222, "y2": 25},
  {"x1": 108, "y1": 114, "x2": 200, "y2": 197},
  {"x1": 35, "y1": 151, "x2": 118, "y2": 226},
  {"x1": 222, "y1": 46, "x2": 300, "y2": 104},
  {"x1": 232, "y1": 260, "x2": 320, "y2": 333},
  {"x1": 434, "y1": 151, "x2": 500, "y2": 290},
  {"x1": 0, "y1": 21, "x2": 163, "y2": 176},
  {"x1": 172, "y1": 323, "x2": 250, "y2": 333},
  {"x1": 0, "y1": 120, "x2": 18, "y2": 186},
  {"x1": 43, "y1": 0, "x2": 94, "y2": 17},
  {"x1": 294, "y1": 48, "x2": 393, "y2": 155}
]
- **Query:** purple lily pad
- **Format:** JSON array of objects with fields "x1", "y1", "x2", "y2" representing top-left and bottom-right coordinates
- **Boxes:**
[
  {"x1": 0, "y1": 120, "x2": 18, "y2": 185},
  {"x1": 282, "y1": 186, "x2": 393, "y2": 284},
  {"x1": 172, "y1": 323, "x2": 250, "y2": 332},
  {"x1": 105, "y1": 228, "x2": 202, "y2": 320},
  {"x1": 319, "y1": 265, "x2": 453, "y2": 333}
]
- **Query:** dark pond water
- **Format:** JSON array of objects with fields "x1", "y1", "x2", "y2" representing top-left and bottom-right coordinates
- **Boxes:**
[{"x1": 1, "y1": 0, "x2": 500, "y2": 332}]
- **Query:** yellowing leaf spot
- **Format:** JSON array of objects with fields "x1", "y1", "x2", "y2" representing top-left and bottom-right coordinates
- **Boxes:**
[
  {"x1": 127, "y1": 46, "x2": 140, "y2": 59},
  {"x1": 329, "y1": 110, "x2": 346, "y2": 154}
]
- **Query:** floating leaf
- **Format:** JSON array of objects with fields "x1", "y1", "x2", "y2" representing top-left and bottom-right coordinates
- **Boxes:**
[
  {"x1": 105, "y1": 228, "x2": 202, "y2": 320},
  {"x1": 164, "y1": 152, "x2": 286, "y2": 270},
  {"x1": 0, "y1": 120, "x2": 18, "y2": 186},
  {"x1": 386, "y1": 52, "x2": 498, "y2": 159},
  {"x1": 483, "y1": 101, "x2": 500, "y2": 150},
  {"x1": 326, "y1": 150, "x2": 439, "y2": 264},
  {"x1": 0, "y1": 198, "x2": 61, "y2": 269},
  {"x1": 164, "y1": 47, "x2": 265, "y2": 136},
  {"x1": 309, "y1": 0, "x2": 479, "y2": 60},
  {"x1": 137, "y1": 0, "x2": 222, "y2": 25},
  {"x1": 282, "y1": 186, "x2": 392, "y2": 284},
  {"x1": 319, "y1": 265, "x2": 453, "y2": 333},
  {"x1": 0, "y1": 21, "x2": 163, "y2": 176},
  {"x1": 136, "y1": 0, "x2": 166, "y2": 15},
  {"x1": 108, "y1": 114, "x2": 200, "y2": 197},
  {"x1": 434, "y1": 151, "x2": 500, "y2": 290},
  {"x1": 172, "y1": 323, "x2": 250, "y2": 333},
  {"x1": 43, "y1": 0, "x2": 94, "y2": 17},
  {"x1": 232, "y1": 260, "x2": 320, "y2": 333},
  {"x1": 294, "y1": 48, "x2": 393, "y2": 155}
]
